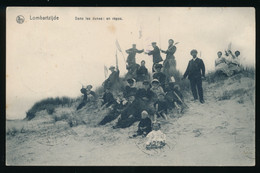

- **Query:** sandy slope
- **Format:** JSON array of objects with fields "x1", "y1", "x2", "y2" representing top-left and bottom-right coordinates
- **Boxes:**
[{"x1": 6, "y1": 74, "x2": 255, "y2": 166}]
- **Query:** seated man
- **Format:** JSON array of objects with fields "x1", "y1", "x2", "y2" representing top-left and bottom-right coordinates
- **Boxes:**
[
  {"x1": 146, "y1": 122, "x2": 166, "y2": 150},
  {"x1": 125, "y1": 63, "x2": 140, "y2": 80},
  {"x1": 113, "y1": 93, "x2": 145, "y2": 129},
  {"x1": 103, "y1": 65, "x2": 120, "y2": 91},
  {"x1": 130, "y1": 110, "x2": 152, "y2": 138},
  {"x1": 136, "y1": 60, "x2": 149, "y2": 82},
  {"x1": 98, "y1": 92, "x2": 128, "y2": 125},
  {"x1": 76, "y1": 85, "x2": 96, "y2": 110},
  {"x1": 123, "y1": 78, "x2": 137, "y2": 98},
  {"x1": 85, "y1": 85, "x2": 97, "y2": 101},
  {"x1": 136, "y1": 80, "x2": 154, "y2": 102},
  {"x1": 101, "y1": 88, "x2": 115, "y2": 108},
  {"x1": 165, "y1": 83, "x2": 185, "y2": 113},
  {"x1": 152, "y1": 63, "x2": 167, "y2": 91}
]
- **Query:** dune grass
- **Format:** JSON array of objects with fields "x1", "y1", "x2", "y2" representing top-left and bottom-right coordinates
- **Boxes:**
[{"x1": 26, "y1": 97, "x2": 76, "y2": 120}]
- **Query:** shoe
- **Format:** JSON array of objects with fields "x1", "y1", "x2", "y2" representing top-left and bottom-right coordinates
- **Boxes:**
[
  {"x1": 191, "y1": 98, "x2": 198, "y2": 102},
  {"x1": 200, "y1": 100, "x2": 205, "y2": 104},
  {"x1": 112, "y1": 125, "x2": 118, "y2": 129}
]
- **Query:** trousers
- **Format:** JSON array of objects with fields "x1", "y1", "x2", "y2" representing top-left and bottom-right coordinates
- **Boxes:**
[{"x1": 189, "y1": 78, "x2": 204, "y2": 101}]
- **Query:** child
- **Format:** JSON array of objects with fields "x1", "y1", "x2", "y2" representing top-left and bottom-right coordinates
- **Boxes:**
[
  {"x1": 150, "y1": 79, "x2": 165, "y2": 101},
  {"x1": 154, "y1": 93, "x2": 168, "y2": 121},
  {"x1": 131, "y1": 110, "x2": 152, "y2": 138},
  {"x1": 146, "y1": 122, "x2": 166, "y2": 150}
]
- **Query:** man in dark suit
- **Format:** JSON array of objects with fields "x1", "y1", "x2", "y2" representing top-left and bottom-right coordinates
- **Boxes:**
[
  {"x1": 182, "y1": 49, "x2": 205, "y2": 103},
  {"x1": 146, "y1": 42, "x2": 163, "y2": 72},
  {"x1": 113, "y1": 93, "x2": 145, "y2": 129},
  {"x1": 126, "y1": 44, "x2": 144, "y2": 66}
]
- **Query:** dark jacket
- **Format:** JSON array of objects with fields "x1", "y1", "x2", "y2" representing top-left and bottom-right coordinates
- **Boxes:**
[
  {"x1": 165, "y1": 89, "x2": 183, "y2": 105},
  {"x1": 126, "y1": 48, "x2": 144, "y2": 64},
  {"x1": 153, "y1": 72, "x2": 166, "y2": 85},
  {"x1": 154, "y1": 100, "x2": 168, "y2": 113},
  {"x1": 120, "y1": 99, "x2": 144, "y2": 120},
  {"x1": 136, "y1": 88, "x2": 154, "y2": 101},
  {"x1": 123, "y1": 86, "x2": 137, "y2": 98},
  {"x1": 148, "y1": 46, "x2": 163, "y2": 64},
  {"x1": 183, "y1": 58, "x2": 205, "y2": 80},
  {"x1": 137, "y1": 117, "x2": 152, "y2": 135},
  {"x1": 104, "y1": 70, "x2": 120, "y2": 89},
  {"x1": 161, "y1": 44, "x2": 176, "y2": 60},
  {"x1": 136, "y1": 66, "x2": 148, "y2": 81},
  {"x1": 102, "y1": 92, "x2": 115, "y2": 107}
]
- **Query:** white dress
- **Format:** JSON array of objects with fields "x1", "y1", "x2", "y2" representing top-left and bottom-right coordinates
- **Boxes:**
[{"x1": 146, "y1": 130, "x2": 166, "y2": 146}]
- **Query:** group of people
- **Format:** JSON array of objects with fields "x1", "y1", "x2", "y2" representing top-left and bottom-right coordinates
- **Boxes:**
[
  {"x1": 76, "y1": 38, "x2": 210, "y2": 149},
  {"x1": 124, "y1": 39, "x2": 177, "y2": 85},
  {"x1": 215, "y1": 49, "x2": 241, "y2": 77}
]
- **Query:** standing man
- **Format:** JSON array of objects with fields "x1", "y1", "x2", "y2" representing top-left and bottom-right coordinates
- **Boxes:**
[
  {"x1": 146, "y1": 42, "x2": 163, "y2": 72},
  {"x1": 126, "y1": 44, "x2": 144, "y2": 67},
  {"x1": 182, "y1": 49, "x2": 205, "y2": 103}
]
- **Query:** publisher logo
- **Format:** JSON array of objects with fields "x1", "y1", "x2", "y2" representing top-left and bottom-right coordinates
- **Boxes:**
[{"x1": 16, "y1": 15, "x2": 25, "y2": 24}]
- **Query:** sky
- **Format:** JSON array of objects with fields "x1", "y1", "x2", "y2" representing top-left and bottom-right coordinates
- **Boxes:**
[{"x1": 6, "y1": 7, "x2": 255, "y2": 119}]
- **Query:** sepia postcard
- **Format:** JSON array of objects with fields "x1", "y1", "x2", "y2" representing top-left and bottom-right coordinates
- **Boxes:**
[{"x1": 6, "y1": 7, "x2": 255, "y2": 166}]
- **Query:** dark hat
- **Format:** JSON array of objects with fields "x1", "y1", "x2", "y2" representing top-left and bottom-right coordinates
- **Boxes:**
[
  {"x1": 127, "y1": 78, "x2": 135, "y2": 84},
  {"x1": 155, "y1": 63, "x2": 163, "y2": 69},
  {"x1": 190, "y1": 49, "x2": 198, "y2": 54},
  {"x1": 235, "y1": 50, "x2": 240, "y2": 55},
  {"x1": 109, "y1": 66, "x2": 115, "y2": 70},
  {"x1": 143, "y1": 80, "x2": 150, "y2": 85},
  {"x1": 151, "y1": 42, "x2": 157, "y2": 45},
  {"x1": 151, "y1": 79, "x2": 160, "y2": 84},
  {"x1": 132, "y1": 44, "x2": 136, "y2": 46},
  {"x1": 86, "y1": 85, "x2": 93, "y2": 90}
]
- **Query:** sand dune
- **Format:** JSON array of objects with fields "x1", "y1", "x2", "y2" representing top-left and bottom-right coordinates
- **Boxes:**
[{"x1": 6, "y1": 73, "x2": 255, "y2": 166}]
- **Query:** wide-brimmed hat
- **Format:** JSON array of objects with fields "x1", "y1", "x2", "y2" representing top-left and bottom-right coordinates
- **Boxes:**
[
  {"x1": 151, "y1": 79, "x2": 160, "y2": 84},
  {"x1": 86, "y1": 85, "x2": 93, "y2": 90}
]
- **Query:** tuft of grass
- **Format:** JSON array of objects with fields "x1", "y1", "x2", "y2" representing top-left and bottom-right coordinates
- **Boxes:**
[
  {"x1": 218, "y1": 90, "x2": 232, "y2": 101},
  {"x1": 26, "y1": 97, "x2": 76, "y2": 120}
]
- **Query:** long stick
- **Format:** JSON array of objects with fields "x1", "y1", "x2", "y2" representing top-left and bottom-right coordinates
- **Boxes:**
[
  {"x1": 158, "y1": 17, "x2": 161, "y2": 48},
  {"x1": 116, "y1": 39, "x2": 127, "y2": 66},
  {"x1": 173, "y1": 91, "x2": 188, "y2": 108}
]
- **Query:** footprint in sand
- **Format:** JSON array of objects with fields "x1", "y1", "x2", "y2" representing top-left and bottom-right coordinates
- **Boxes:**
[{"x1": 193, "y1": 129, "x2": 202, "y2": 137}]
